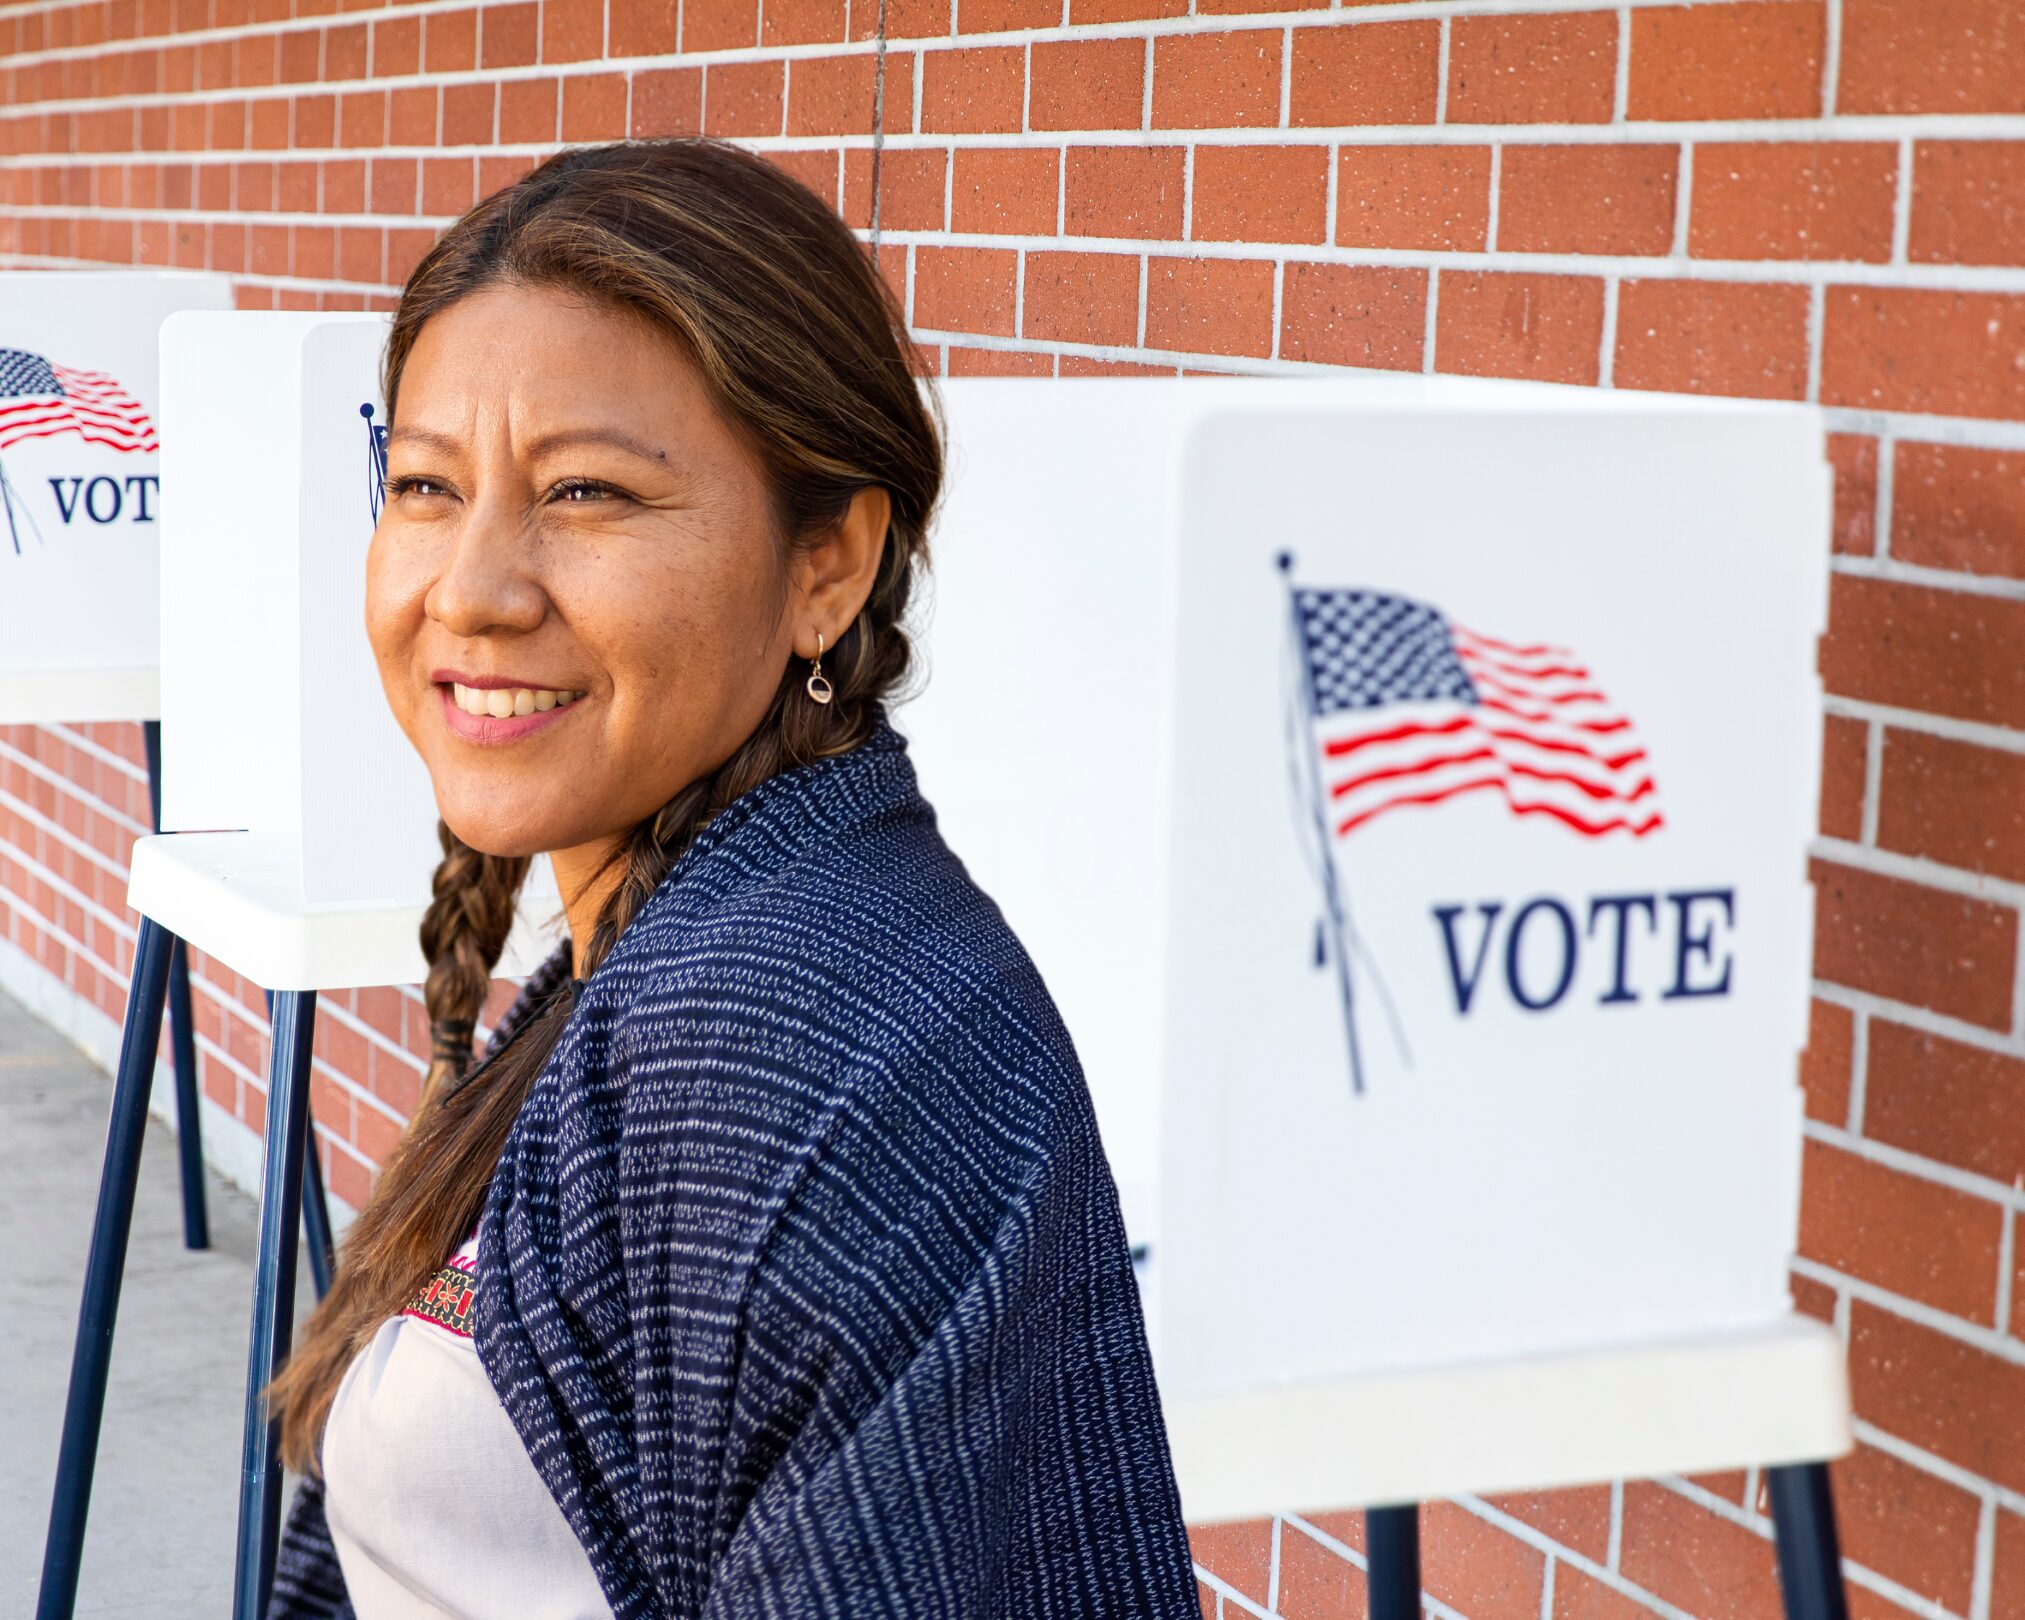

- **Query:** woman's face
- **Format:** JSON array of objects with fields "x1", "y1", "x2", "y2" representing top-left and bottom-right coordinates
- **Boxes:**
[{"x1": 366, "y1": 280, "x2": 872, "y2": 887}]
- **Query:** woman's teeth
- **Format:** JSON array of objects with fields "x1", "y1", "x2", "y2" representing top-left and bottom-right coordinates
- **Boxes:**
[{"x1": 450, "y1": 682, "x2": 587, "y2": 719}]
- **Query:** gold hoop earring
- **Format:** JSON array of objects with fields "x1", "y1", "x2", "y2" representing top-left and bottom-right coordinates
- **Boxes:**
[{"x1": 805, "y1": 630, "x2": 834, "y2": 705}]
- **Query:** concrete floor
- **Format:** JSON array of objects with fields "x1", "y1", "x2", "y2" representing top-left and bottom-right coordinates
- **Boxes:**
[{"x1": 0, "y1": 983, "x2": 312, "y2": 1617}]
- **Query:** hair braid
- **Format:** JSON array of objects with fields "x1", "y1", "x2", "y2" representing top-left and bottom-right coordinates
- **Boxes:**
[{"x1": 418, "y1": 822, "x2": 529, "y2": 1103}]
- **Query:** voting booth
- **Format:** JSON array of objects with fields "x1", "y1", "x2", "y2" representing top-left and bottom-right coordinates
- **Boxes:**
[
  {"x1": 0, "y1": 273, "x2": 234, "y2": 1264},
  {"x1": 0, "y1": 272, "x2": 233, "y2": 720},
  {"x1": 899, "y1": 376, "x2": 1849, "y2": 1615}
]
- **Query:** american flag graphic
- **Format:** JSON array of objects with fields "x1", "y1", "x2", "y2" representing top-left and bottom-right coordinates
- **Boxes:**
[
  {"x1": 0, "y1": 348, "x2": 158, "y2": 454},
  {"x1": 1289, "y1": 585, "x2": 1664, "y2": 842}
]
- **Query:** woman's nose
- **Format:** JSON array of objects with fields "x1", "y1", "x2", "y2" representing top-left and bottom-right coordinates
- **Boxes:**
[{"x1": 424, "y1": 492, "x2": 547, "y2": 637}]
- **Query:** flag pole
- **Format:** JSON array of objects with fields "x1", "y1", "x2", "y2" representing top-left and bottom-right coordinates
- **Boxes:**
[
  {"x1": 1277, "y1": 550, "x2": 1365, "y2": 1095},
  {"x1": 1, "y1": 458, "x2": 22, "y2": 556}
]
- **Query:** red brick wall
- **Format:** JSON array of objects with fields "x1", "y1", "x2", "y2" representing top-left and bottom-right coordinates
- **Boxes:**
[{"x1": 3, "y1": 0, "x2": 2023, "y2": 1615}]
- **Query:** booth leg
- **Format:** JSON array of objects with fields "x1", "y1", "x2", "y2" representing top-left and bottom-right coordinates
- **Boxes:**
[
  {"x1": 231, "y1": 990, "x2": 318, "y2": 1620},
  {"x1": 166, "y1": 936, "x2": 208, "y2": 1250},
  {"x1": 1767, "y1": 1463, "x2": 1851, "y2": 1620},
  {"x1": 301, "y1": 1125, "x2": 336, "y2": 1301},
  {"x1": 262, "y1": 987, "x2": 335, "y2": 1300},
  {"x1": 35, "y1": 918, "x2": 177, "y2": 1620},
  {"x1": 1365, "y1": 1504, "x2": 1421, "y2": 1620},
  {"x1": 141, "y1": 720, "x2": 209, "y2": 1252}
]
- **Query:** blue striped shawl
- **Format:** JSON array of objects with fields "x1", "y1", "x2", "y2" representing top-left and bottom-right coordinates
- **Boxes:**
[{"x1": 268, "y1": 699, "x2": 1199, "y2": 1618}]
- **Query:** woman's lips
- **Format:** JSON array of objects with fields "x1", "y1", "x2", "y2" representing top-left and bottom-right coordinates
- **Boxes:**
[{"x1": 437, "y1": 682, "x2": 585, "y2": 745}]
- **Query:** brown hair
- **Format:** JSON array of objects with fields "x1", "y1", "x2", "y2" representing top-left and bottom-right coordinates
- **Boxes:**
[{"x1": 266, "y1": 137, "x2": 945, "y2": 1472}]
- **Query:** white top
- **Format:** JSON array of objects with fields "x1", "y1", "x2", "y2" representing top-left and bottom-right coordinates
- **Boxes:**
[{"x1": 321, "y1": 1228, "x2": 616, "y2": 1620}]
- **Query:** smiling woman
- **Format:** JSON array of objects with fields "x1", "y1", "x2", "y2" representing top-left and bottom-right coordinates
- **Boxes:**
[{"x1": 256, "y1": 136, "x2": 1200, "y2": 1620}]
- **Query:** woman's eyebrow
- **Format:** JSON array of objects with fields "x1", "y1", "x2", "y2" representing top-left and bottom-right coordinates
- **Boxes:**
[{"x1": 523, "y1": 427, "x2": 670, "y2": 463}]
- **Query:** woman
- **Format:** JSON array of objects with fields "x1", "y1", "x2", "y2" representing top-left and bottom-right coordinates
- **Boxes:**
[{"x1": 261, "y1": 137, "x2": 1200, "y2": 1619}]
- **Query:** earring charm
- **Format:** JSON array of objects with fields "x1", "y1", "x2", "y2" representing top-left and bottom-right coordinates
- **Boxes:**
[{"x1": 805, "y1": 630, "x2": 834, "y2": 704}]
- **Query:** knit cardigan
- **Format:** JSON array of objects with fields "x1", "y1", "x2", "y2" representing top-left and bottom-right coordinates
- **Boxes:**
[{"x1": 266, "y1": 699, "x2": 1201, "y2": 1619}]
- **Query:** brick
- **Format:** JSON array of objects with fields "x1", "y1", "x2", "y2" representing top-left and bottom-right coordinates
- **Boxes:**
[
  {"x1": 787, "y1": 51, "x2": 879, "y2": 136},
  {"x1": 422, "y1": 7, "x2": 478, "y2": 72},
  {"x1": 1891, "y1": 441, "x2": 2025, "y2": 580},
  {"x1": 1191, "y1": 145, "x2": 1327, "y2": 246},
  {"x1": 1022, "y1": 249, "x2": 1140, "y2": 346},
  {"x1": 441, "y1": 81, "x2": 496, "y2": 145},
  {"x1": 1827, "y1": 433, "x2": 1878, "y2": 557},
  {"x1": 1849, "y1": 1302, "x2": 2025, "y2": 1493},
  {"x1": 612, "y1": 0, "x2": 678, "y2": 55},
  {"x1": 1879, "y1": 727, "x2": 2025, "y2": 885},
  {"x1": 1819, "y1": 573, "x2": 2025, "y2": 732},
  {"x1": 1065, "y1": 145, "x2": 1185, "y2": 240},
  {"x1": 921, "y1": 46, "x2": 1025, "y2": 134},
  {"x1": 1447, "y1": 12, "x2": 1617, "y2": 126},
  {"x1": 1279, "y1": 264, "x2": 1426, "y2": 373},
  {"x1": 1628, "y1": 2, "x2": 1826, "y2": 121},
  {"x1": 1808, "y1": 854, "x2": 2018, "y2": 1030},
  {"x1": 1995, "y1": 1511, "x2": 2025, "y2": 1620},
  {"x1": 1336, "y1": 146, "x2": 1491, "y2": 252},
  {"x1": 1831, "y1": 1441, "x2": 1983, "y2": 1612},
  {"x1": 947, "y1": 346, "x2": 1050, "y2": 376},
  {"x1": 1690, "y1": 142, "x2": 1898, "y2": 263},
  {"x1": 1435, "y1": 272, "x2": 1605, "y2": 386},
  {"x1": 1790, "y1": 1268, "x2": 1838, "y2": 1323},
  {"x1": 1614, "y1": 280, "x2": 1811, "y2": 401},
  {"x1": 702, "y1": 59, "x2": 784, "y2": 137},
  {"x1": 1145, "y1": 255, "x2": 1276, "y2": 360},
  {"x1": 1865, "y1": 1017, "x2": 2025, "y2": 1190},
  {"x1": 539, "y1": 0, "x2": 602, "y2": 61},
  {"x1": 497, "y1": 75, "x2": 558, "y2": 142},
  {"x1": 1825, "y1": 286, "x2": 2025, "y2": 419},
  {"x1": 1817, "y1": 690, "x2": 1873, "y2": 839},
  {"x1": 1277, "y1": 1520, "x2": 1365, "y2": 1620},
  {"x1": 1421, "y1": 1501, "x2": 1543, "y2": 1620},
  {"x1": 1552, "y1": 1564, "x2": 1650, "y2": 1620},
  {"x1": 954, "y1": 0, "x2": 1054, "y2": 31},
  {"x1": 1185, "y1": 1517, "x2": 1269, "y2": 1606},
  {"x1": 913, "y1": 245, "x2": 1017, "y2": 336},
  {"x1": 1497, "y1": 144, "x2": 1678, "y2": 256},
  {"x1": 630, "y1": 66, "x2": 702, "y2": 135},
  {"x1": 1839, "y1": 0, "x2": 2025, "y2": 116},
  {"x1": 561, "y1": 72, "x2": 627, "y2": 140},
  {"x1": 1799, "y1": 1138, "x2": 2003, "y2": 1320},
  {"x1": 1797, "y1": 995, "x2": 1853, "y2": 1124},
  {"x1": 739, "y1": 0, "x2": 829, "y2": 45},
  {"x1": 1288, "y1": 19, "x2": 1440, "y2": 128},
  {"x1": 1910, "y1": 142, "x2": 2025, "y2": 266},
  {"x1": 1620, "y1": 1481, "x2": 1780, "y2": 1620},
  {"x1": 950, "y1": 147, "x2": 1058, "y2": 237},
  {"x1": 1483, "y1": 1486, "x2": 1611, "y2": 1565},
  {"x1": 478, "y1": 1, "x2": 539, "y2": 68},
  {"x1": 1152, "y1": 30, "x2": 1280, "y2": 129},
  {"x1": 844, "y1": 145, "x2": 946, "y2": 231}
]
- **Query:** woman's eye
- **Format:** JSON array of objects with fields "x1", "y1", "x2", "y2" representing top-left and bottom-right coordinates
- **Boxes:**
[
  {"x1": 552, "y1": 479, "x2": 619, "y2": 503},
  {"x1": 387, "y1": 475, "x2": 450, "y2": 500}
]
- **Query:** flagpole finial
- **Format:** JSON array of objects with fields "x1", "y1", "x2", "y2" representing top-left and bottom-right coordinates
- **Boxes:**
[
  {"x1": 360, "y1": 403, "x2": 375, "y2": 421},
  {"x1": 1276, "y1": 550, "x2": 1295, "y2": 574}
]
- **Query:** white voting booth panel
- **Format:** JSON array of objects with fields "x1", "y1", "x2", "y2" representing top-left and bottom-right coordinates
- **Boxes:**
[
  {"x1": 0, "y1": 271, "x2": 234, "y2": 723},
  {"x1": 147, "y1": 312, "x2": 562, "y2": 991},
  {"x1": 899, "y1": 375, "x2": 1847, "y2": 1520}
]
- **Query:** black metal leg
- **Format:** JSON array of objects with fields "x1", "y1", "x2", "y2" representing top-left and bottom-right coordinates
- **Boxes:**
[
  {"x1": 301, "y1": 1122, "x2": 335, "y2": 1300},
  {"x1": 262, "y1": 987, "x2": 334, "y2": 1301},
  {"x1": 1767, "y1": 1463, "x2": 1851, "y2": 1620},
  {"x1": 1366, "y1": 1503, "x2": 1421, "y2": 1620},
  {"x1": 231, "y1": 990, "x2": 317, "y2": 1620},
  {"x1": 141, "y1": 720, "x2": 208, "y2": 1252},
  {"x1": 36, "y1": 918, "x2": 177, "y2": 1620}
]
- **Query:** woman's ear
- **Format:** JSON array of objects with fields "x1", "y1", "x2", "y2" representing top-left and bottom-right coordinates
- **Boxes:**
[{"x1": 792, "y1": 486, "x2": 892, "y2": 658}]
